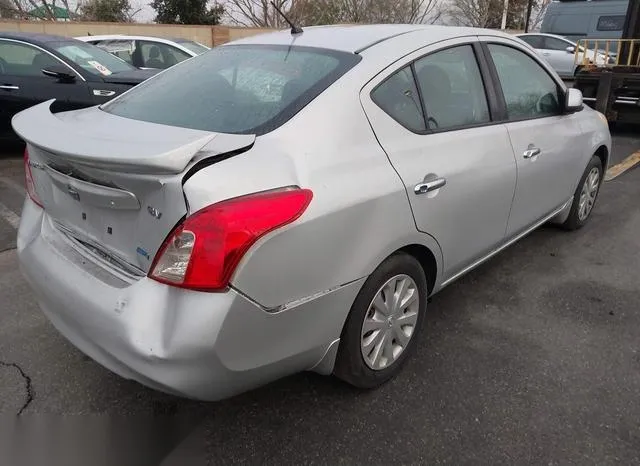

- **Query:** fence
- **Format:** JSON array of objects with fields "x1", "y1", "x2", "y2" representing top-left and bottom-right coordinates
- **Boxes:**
[
  {"x1": 0, "y1": 21, "x2": 273, "y2": 47},
  {"x1": 0, "y1": 20, "x2": 526, "y2": 47}
]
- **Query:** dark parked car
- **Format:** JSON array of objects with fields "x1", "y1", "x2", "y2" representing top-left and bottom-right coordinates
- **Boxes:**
[{"x1": 0, "y1": 32, "x2": 158, "y2": 142}]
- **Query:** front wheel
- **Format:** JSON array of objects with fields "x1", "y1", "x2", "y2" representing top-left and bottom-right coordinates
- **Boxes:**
[
  {"x1": 333, "y1": 252, "x2": 427, "y2": 389},
  {"x1": 563, "y1": 155, "x2": 603, "y2": 230}
]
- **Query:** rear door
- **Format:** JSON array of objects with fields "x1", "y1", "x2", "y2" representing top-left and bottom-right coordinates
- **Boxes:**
[
  {"x1": 360, "y1": 38, "x2": 517, "y2": 281},
  {"x1": 481, "y1": 39, "x2": 585, "y2": 237}
]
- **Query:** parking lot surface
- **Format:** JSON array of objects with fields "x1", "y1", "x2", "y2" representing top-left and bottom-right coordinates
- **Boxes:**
[{"x1": 1, "y1": 129, "x2": 640, "y2": 464}]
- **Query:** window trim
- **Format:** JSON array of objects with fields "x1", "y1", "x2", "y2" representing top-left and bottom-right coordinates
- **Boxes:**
[
  {"x1": 369, "y1": 41, "x2": 502, "y2": 135},
  {"x1": 479, "y1": 41, "x2": 569, "y2": 124},
  {"x1": 0, "y1": 38, "x2": 86, "y2": 82}
]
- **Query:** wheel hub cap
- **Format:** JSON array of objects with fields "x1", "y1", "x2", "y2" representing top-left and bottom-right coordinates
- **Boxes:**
[
  {"x1": 360, "y1": 274, "x2": 421, "y2": 371},
  {"x1": 578, "y1": 167, "x2": 600, "y2": 222}
]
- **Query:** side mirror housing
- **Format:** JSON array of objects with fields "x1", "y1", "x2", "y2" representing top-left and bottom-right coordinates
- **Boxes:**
[
  {"x1": 566, "y1": 46, "x2": 576, "y2": 54},
  {"x1": 42, "y1": 65, "x2": 76, "y2": 83},
  {"x1": 565, "y1": 88, "x2": 584, "y2": 113}
]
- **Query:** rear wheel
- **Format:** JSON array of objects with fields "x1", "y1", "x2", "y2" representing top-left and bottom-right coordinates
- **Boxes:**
[
  {"x1": 563, "y1": 155, "x2": 603, "y2": 230},
  {"x1": 334, "y1": 252, "x2": 427, "y2": 389}
]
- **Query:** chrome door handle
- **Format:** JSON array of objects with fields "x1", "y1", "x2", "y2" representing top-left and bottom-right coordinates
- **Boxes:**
[
  {"x1": 0, "y1": 85, "x2": 19, "y2": 90},
  {"x1": 414, "y1": 177, "x2": 446, "y2": 195},
  {"x1": 523, "y1": 147, "x2": 541, "y2": 159}
]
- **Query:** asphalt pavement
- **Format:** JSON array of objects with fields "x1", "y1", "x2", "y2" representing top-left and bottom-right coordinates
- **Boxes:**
[{"x1": 1, "y1": 129, "x2": 640, "y2": 464}]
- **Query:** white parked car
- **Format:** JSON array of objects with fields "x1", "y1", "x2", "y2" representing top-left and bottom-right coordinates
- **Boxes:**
[
  {"x1": 75, "y1": 34, "x2": 209, "y2": 70},
  {"x1": 516, "y1": 33, "x2": 614, "y2": 77}
]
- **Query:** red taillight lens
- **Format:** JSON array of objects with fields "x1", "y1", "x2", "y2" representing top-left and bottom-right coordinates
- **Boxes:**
[
  {"x1": 149, "y1": 187, "x2": 313, "y2": 291},
  {"x1": 23, "y1": 147, "x2": 42, "y2": 208}
]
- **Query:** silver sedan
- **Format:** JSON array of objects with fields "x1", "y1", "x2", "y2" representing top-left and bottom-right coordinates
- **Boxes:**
[{"x1": 14, "y1": 25, "x2": 611, "y2": 401}]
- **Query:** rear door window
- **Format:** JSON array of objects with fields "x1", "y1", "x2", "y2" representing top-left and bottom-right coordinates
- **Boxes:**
[
  {"x1": 0, "y1": 40, "x2": 58, "y2": 77},
  {"x1": 414, "y1": 45, "x2": 490, "y2": 131},
  {"x1": 519, "y1": 35, "x2": 545, "y2": 49},
  {"x1": 102, "y1": 44, "x2": 360, "y2": 135}
]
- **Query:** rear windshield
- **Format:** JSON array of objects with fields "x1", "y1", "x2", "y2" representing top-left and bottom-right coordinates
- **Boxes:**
[{"x1": 102, "y1": 44, "x2": 361, "y2": 135}]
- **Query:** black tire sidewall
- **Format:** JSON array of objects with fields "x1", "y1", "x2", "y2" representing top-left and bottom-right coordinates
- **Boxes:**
[
  {"x1": 334, "y1": 252, "x2": 428, "y2": 389},
  {"x1": 564, "y1": 155, "x2": 603, "y2": 230}
]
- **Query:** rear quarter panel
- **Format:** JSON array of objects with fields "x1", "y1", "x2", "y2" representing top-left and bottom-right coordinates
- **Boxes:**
[{"x1": 183, "y1": 79, "x2": 444, "y2": 309}]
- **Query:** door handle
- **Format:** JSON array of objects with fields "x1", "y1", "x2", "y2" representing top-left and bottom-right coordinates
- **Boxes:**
[
  {"x1": 523, "y1": 146, "x2": 541, "y2": 159},
  {"x1": 414, "y1": 177, "x2": 446, "y2": 195},
  {"x1": 0, "y1": 85, "x2": 19, "y2": 90},
  {"x1": 543, "y1": 52, "x2": 551, "y2": 56}
]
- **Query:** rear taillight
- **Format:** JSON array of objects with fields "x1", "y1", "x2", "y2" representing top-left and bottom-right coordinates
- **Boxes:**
[
  {"x1": 24, "y1": 147, "x2": 42, "y2": 208},
  {"x1": 149, "y1": 187, "x2": 313, "y2": 291}
]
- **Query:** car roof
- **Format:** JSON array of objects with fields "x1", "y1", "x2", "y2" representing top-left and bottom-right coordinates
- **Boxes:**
[
  {"x1": 227, "y1": 24, "x2": 505, "y2": 53},
  {"x1": 516, "y1": 32, "x2": 571, "y2": 41},
  {"x1": 0, "y1": 31, "x2": 72, "y2": 45},
  {"x1": 76, "y1": 34, "x2": 194, "y2": 44}
]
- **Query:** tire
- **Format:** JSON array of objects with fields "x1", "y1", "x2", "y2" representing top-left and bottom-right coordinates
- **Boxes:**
[
  {"x1": 333, "y1": 252, "x2": 428, "y2": 389},
  {"x1": 562, "y1": 155, "x2": 603, "y2": 231}
]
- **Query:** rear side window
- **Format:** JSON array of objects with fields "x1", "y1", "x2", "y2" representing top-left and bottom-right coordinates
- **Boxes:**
[
  {"x1": 371, "y1": 66, "x2": 426, "y2": 133},
  {"x1": 102, "y1": 45, "x2": 360, "y2": 135},
  {"x1": 488, "y1": 44, "x2": 561, "y2": 120},
  {"x1": 597, "y1": 15, "x2": 625, "y2": 31}
]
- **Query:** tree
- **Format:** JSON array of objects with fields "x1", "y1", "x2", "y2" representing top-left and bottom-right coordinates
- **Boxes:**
[
  {"x1": 447, "y1": 0, "x2": 537, "y2": 29},
  {"x1": 242, "y1": 0, "x2": 444, "y2": 27},
  {"x1": 151, "y1": 0, "x2": 225, "y2": 25},
  {"x1": 80, "y1": 0, "x2": 139, "y2": 22},
  {"x1": 224, "y1": 0, "x2": 290, "y2": 27}
]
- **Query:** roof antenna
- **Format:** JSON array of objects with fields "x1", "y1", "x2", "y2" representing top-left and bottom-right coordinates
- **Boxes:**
[{"x1": 270, "y1": 1, "x2": 303, "y2": 35}]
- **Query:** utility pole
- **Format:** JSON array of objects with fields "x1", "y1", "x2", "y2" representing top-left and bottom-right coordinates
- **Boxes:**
[
  {"x1": 501, "y1": 0, "x2": 509, "y2": 30},
  {"x1": 524, "y1": 0, "x2": 534, "y2": 33}
]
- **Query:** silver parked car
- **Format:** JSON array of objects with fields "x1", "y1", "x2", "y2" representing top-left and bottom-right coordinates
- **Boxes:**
[
  {"x1": 14, "y1": 25, "x2": 611, "y2": 401},
  {"x1": 515, "y1": 32, "x2": 613, "y2": 78}
]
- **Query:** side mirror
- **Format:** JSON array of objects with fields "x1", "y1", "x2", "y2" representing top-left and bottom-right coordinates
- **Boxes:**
[
  {"x1": 566, "y1": 46, "x2": 576, "y2": 54},
  {"x1": 565, "y1": 88, "x2": 583, "y2": 113},
  {"x1": 42, "y1": 65, "x2": 76, "y2": 83}
]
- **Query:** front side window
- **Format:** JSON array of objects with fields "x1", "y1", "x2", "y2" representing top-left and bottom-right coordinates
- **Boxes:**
[
  {"x1": 102, "y1": 44, "x2": 360, "y2": 135},
  {"x1": 597, "y1": 15, "x2": 625, "y2": 32},
  {"x1": 50, "y1": 40, "x2": 133, "y2": 76},
  {"x1": 488, "y1": 44, "x2": 561, "y2": 120},
  {"x1": 0, "y1": 40, "x2": 58, "y2": 77},
  {"x1": 414, "y1": 45, "x2": 490, "y2": 131},
  {"x1": 371, "y1": 66, "x2": 426, "y2": 132}
]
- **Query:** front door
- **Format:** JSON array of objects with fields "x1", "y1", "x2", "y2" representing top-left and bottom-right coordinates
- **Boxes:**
[
  {"x1": 0, "y1": 39, "x2": 91, "y2": 139},
  {"x1": 361, "y1": 40, "x2": 518, "y2": 280},
  {"x1": 483, "y1": 41, "x2": 585, "y2": 237},
  {"x1": 541, "y1": 36, "x2": 576, "y2": 76}
]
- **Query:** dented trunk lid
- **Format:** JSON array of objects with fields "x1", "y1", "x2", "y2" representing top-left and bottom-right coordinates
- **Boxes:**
[{"x1": 12, "y1": 101, "x2": 255, "y2": 275}]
